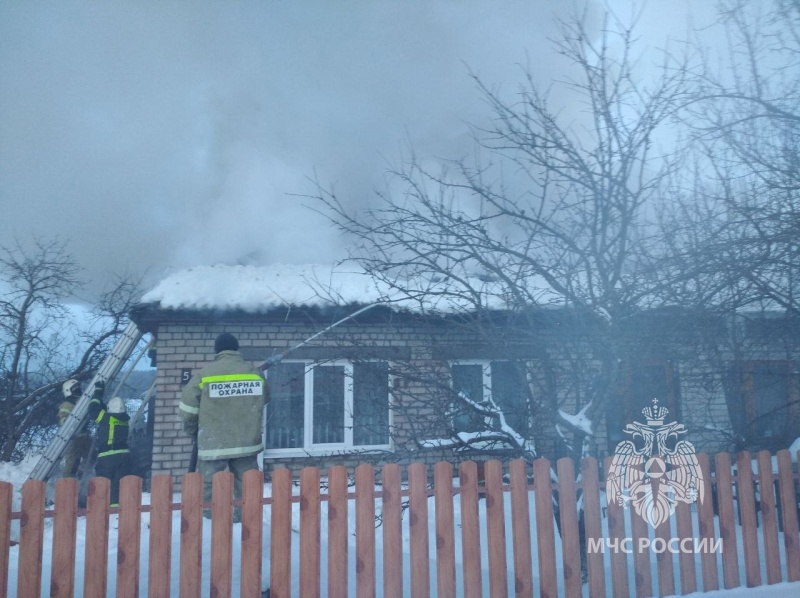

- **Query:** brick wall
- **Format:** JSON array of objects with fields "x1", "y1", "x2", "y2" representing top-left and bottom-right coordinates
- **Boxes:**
[
  {"x1": 146, "y1": 313, "x2": 799, "y2": 488},
  {"x1": 149, "y1": 319, "x2": 465, "y2": 488}
]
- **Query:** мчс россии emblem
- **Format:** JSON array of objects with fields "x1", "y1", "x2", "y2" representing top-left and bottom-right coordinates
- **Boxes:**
[{"x1": 606, "y1": 399, "x2": 704, "y2": 529}]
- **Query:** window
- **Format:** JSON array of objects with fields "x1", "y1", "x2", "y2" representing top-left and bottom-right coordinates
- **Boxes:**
[
  {"x1": 726, "y1": 361, "x2": 800, "y2": 451},
  {"x1": 265, "y1": 360, "x2": 391, "y2": 453},
  {"x1": 607, "y1": 360, "x2": 680, "y2": 449},
  {"x1": 449, "y1": 360, "x2": 530, "y2": 438}
]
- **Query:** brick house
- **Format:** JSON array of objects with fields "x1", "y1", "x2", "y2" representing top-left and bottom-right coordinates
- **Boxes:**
[{"x1": 130, "y1": 265, "x2": 800, "y2": 486}]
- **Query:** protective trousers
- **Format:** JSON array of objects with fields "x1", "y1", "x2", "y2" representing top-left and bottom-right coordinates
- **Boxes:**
[
  {"x1": 197, "y1": 454, "x2": 259, "y2": 502},
  {"x1": 62, "y1": 435, "x2": 92, "y2": 478},
  {"x1": 95, "y1": 451, "x2": 134, "y2": 506}
]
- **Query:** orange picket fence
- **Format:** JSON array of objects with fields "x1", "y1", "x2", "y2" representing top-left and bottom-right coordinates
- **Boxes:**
[{"x1": 1, "y1": 450, "x2": 799, "y2": 597}]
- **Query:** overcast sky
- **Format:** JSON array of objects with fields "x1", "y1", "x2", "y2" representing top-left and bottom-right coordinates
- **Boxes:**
[{"x1": 0, "y1": 1, "x2": 718, "y2": 303}]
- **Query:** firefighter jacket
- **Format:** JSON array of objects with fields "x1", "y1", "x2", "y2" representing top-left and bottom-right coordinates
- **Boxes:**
[
  {"x1": 179, "y1": 350, "x2": 269, "y2": 461},
  {"x1": 89, "y1": 404, "x2": 131, "y2": 458},
  {"x1": 58, "y1": 399, "x2": 79, "y2": 428},
  {"x1": 58, "y1": 395, "x2": 94, "y2": 439}
]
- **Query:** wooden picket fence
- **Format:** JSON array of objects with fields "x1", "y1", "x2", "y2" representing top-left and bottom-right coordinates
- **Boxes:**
[{"x1": 2, "y1": 449, "x2": 799, "y2": 597}]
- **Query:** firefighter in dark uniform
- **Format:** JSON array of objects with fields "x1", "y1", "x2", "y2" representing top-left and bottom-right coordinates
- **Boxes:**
[
  {"x1": 87, "y1": 384, "x2": 133, "y2": 507},
  {"x1": 179, "y1": 332, "x2": 270, "y2": 503}
]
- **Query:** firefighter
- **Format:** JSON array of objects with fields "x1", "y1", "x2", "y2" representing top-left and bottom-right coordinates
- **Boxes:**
[
  {"x1": 87, "y1": 393, "x2": 133, "y2": 507},
  {"x1": 58, "y1": 379, "x2": 95, "y2": 478},
  {"x1": 179, "y1": 332, "x2": 270, "y2": 505}
]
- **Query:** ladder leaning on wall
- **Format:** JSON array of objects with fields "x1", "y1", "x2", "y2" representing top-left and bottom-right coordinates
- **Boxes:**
[{"x1": 27, "y1": 321, "x2": 147, "y2": 482}]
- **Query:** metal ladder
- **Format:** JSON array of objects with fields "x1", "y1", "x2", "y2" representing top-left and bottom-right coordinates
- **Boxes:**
[{"x1": 28, "y1": 321, "x2": 146, "y2": 482}]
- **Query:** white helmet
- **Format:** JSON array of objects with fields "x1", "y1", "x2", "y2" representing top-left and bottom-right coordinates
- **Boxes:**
[
  {"x1": 107, "y1": 397, "x2": 126, "y2": 415},
  {"x1": 61, "y1": 379, "x2": 80, "y2": 398}
]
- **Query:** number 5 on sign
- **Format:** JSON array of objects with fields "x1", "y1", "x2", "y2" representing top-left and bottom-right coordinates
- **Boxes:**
[{"x1": 181, "y1": 369, "x2": 192, "y2": 386}]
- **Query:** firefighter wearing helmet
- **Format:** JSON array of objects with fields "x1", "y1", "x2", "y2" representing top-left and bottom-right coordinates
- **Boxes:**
[
  {"x1": 58, "y1": 379, "x2": 96, "y2": 478},
  {"x1": 86, "y1": 389, "x2": 132, "y2": 507}
]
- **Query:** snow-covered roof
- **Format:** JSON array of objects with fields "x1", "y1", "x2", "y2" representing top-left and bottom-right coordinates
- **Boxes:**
[
  {"x1": 138, "y1": 263, "x2": 562, "y2": 315},
  {"x1": 139, "y1": 264, "x2": 389, "y2": 313}
]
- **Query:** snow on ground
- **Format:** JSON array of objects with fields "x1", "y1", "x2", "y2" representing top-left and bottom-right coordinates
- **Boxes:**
[
  {"x1": 670, "y1": 584, "x2": 800, "y2": 597},
  {"x1": 2, "y1": 456, "x2": 800, "y2": 597},
  {"x1": 790, "y1": 436, "x2": 800, "y2": 456}
]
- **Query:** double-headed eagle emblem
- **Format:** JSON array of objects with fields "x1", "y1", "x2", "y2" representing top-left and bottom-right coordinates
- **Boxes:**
[{"x1": 606, "y1": 399, "x2": 704, "y2": 528}]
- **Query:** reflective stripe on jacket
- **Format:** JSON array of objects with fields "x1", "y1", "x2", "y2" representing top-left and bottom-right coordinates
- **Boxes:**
[
  {"x1": 94, "y1": 409, "x2": 130, "y2": 458},
  {"x1": 179, "y1": 350, "x2": 269, "y2": 460},
  {"x1": 58, "y1": 399, "x2": 89, "y2": 437}
]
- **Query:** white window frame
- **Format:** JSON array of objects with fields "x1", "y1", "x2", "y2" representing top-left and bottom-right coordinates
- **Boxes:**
[
  {"x1": 449, "y1": 360, "x2": 492, "y2": 428},
  {"x1": 449, "y1": 359, "x2": 532, "y2": 436},
  {"x1": 263, "y1": 359, "x2": 394, "y2": 457}
]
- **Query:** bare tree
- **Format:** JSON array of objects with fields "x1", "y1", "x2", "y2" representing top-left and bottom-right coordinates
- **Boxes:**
[
  {"x1": 313, "y1": 9, "x2": 695, "y2": 461},
  {"x1": 634, "y1": 0, "x2": 800, "y2": 454},
  {"x1": 0, "y1": 238, "x2": 141, "y2": 461},
  {"x1": 691, "y1": 0, "x2": 800, "y2": 190},
  {"x1": 679, "y1": 0, "x2": 800, "y2": 313}
]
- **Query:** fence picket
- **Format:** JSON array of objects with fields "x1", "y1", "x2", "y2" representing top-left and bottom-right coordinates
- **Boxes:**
[
  {"x1": 356, "y1": 464, "x2": 376, "y2": 598},
  {"x1": 241, "y1": 470, "x2": 264, "y2": 598},
  {"x1": 533, "y1": 458, "x2": 557, "y2": 598},
  {"x1": 777, "y1": 450, "x2": 800, "y2": 581},
  {"x1": 117, "y1": 475, "x2": 143, "y2": 597},
  {"x1": 604, "y1": 456, "x2": 629, "y2": 598},
  {"x1": 0, "y1": 483, "x2": 9, "y2": 598},
  {"x1": 756, "y1": 451, "x2": 781, "y2": 585},
  {"x1": 735, "y1": 451, "x2": 761, "y2": 588},
  {"x1": 484, "y1": 459, "x2": 508, "y2": 598},
  {"x1": 300, "y1": 466, "x2": 321, "y2": 598},
  {"x1": 84, "y1": 477, "x2": 110, "y2": 598},
  {"x1": 715, "y1": 452, "x2": 740, "y2": 588},
  {"x1": 179, "y1": 472, "x2": 203, "y2": 598},
  {"x1": 49, "y1": 477, "x2": 78, "y2": 598},
  {"x1": 18, "y1": 480, "x2": 45, "y2": 598},
  {"x1": 327, "y1": 465, "x2": 349, "y2": 598},
  {"x1": 581, "y1": 457, "x2": 606, "y2": 598},
  {"x1": 629, "y1": 491, "x2": 653, "y2": 598},
  {"x1": 270, "y1": 468, "x2": 293, "y2": 598},
  {"x1": 147, "y1": 474, "x2": 173, "y2": 598},
  {"x1": 654, "y1": 497, "x2": 675, "y2": 596},
  {"x1": 210, "y1": 471, "x2": 234, "y2": 598},
  {"x1": 434, "y1": 461, "x2": 456, "y2": 598},
  {"x1": 458, "y1": 461, "x2": 482, "y2": 598},
  {"x1": 0, "y1": 482, "x2": 9, "y2": 598},
  {"x1": 696, "y1": 453, "x2": 719, "y2": 591},
  {"x1": 675, "y1": 500, "x2": 697, "y2": 594},
  {"x1": 4, "y1": 451, "x2": 800, "y2": 597},
  {"x1": 508, "y1": 459, "x2": 533, "y2": 598},
  {"x1": 381, "y1": 463, "x2": 403, "y2": 597},
  {"x1": 555, "y1": 458, "x2": 582, "y2": 598},
  {"x1": 408, "y1": 462, "x2": 431, "y2": 598}
]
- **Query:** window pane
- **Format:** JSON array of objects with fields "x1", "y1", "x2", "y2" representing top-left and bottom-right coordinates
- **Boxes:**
[
  {"x1": 490, "y1": 361, "x2": 529, "y2": 437},
  {"x1": 608, "y1": 362, "x2": 676, "y2": 448},
  {"x1": 313, "y1": 365, "x2": 345, "y2": 444},
  {"x1": 451, "y1": 363, "x2": 485, "y2": 432},
  {"x1": 265, "y1": 362, "x2": 305, "y2": 449},
  {"x1": 353, "y1": 361, "x2": 389, "y2": 446},
  {"x1": 752, "y1": 368, "x2": 788, "y2": 438},
  {"x1": 632, "y1": 364, "x2": 672, "y2": 418}
]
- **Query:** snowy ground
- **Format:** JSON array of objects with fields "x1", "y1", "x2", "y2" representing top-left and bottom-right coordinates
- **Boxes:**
[
  {"x1": 674, "y1": 587, "x2": 800, "y2": 598},
  {"x1": 2, "y1": 455, "x2": 799, "y2": 597}
]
